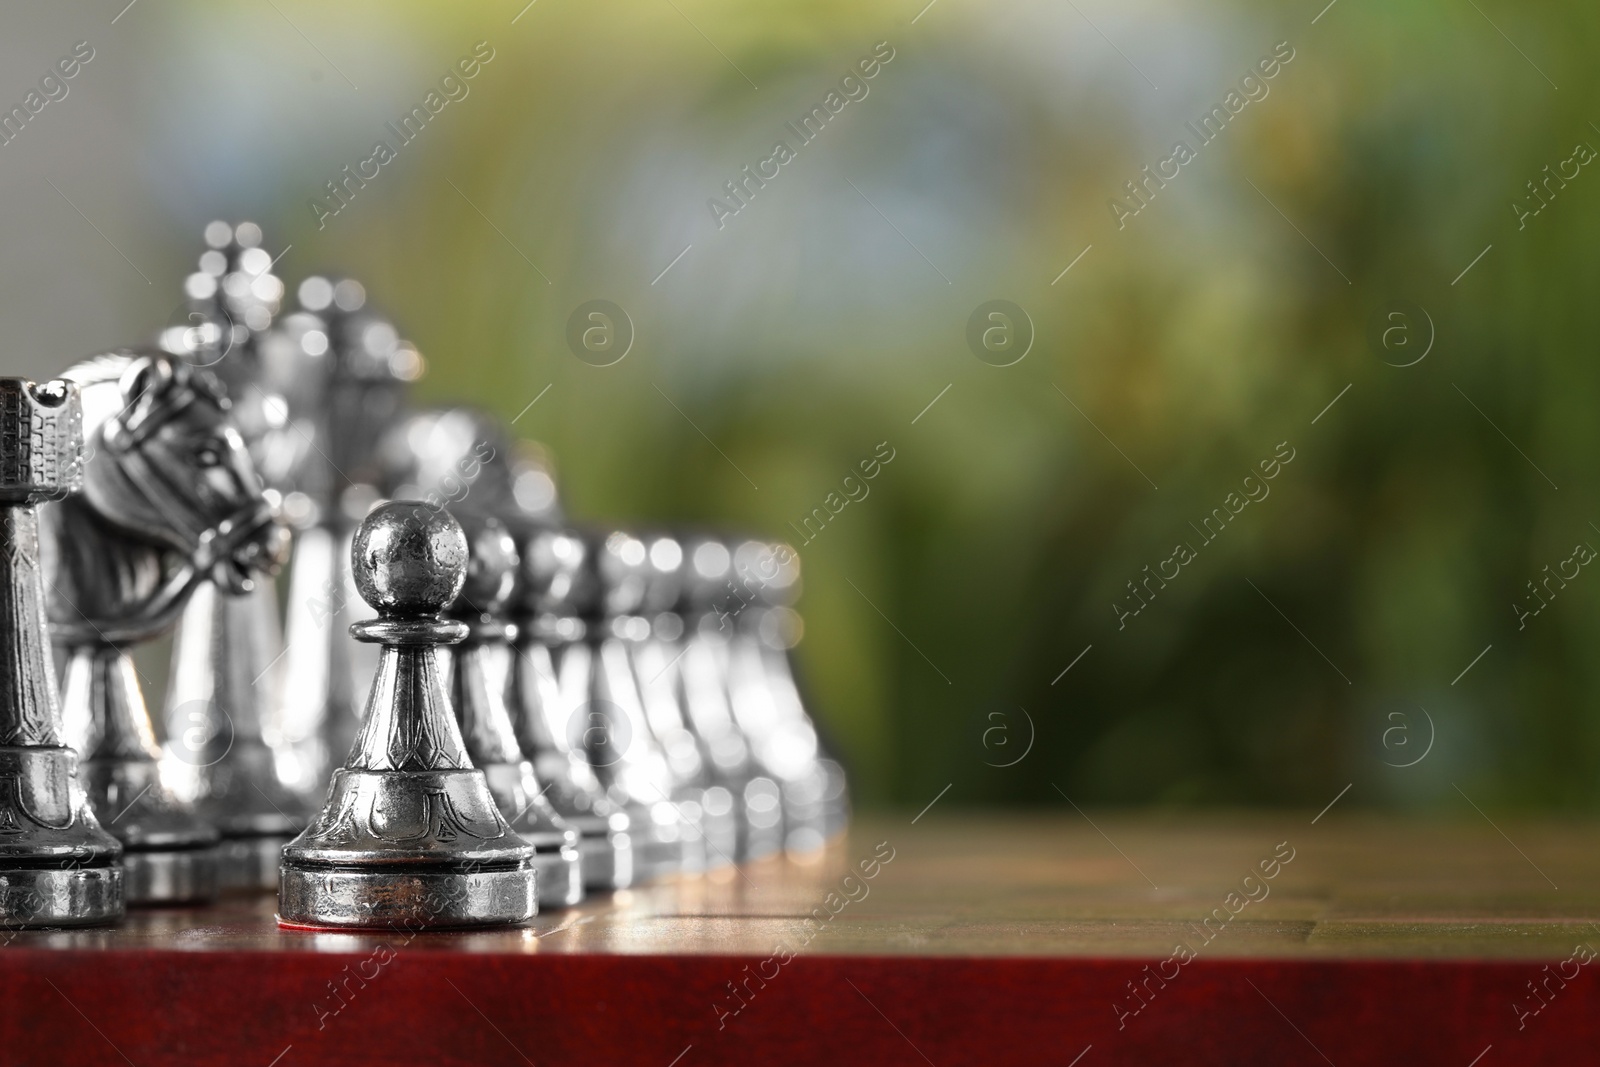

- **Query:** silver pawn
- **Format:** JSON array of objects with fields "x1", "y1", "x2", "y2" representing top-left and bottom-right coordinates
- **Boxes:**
[
  {"x1": 505, "y1": 527, "x2": 634, "y2": 891},
  {"x1": 729, "y1": 540, "x2": 849, "y2": 851},
  {"x1": 162, "y1": 578, "x2": 299, "y2": 891},
  {"x1": 631, "y1": 534, "x2": 739, "y2": 868},
  {"x1": 279, "y1": 502, "x2": 537, "y2": 928},
  {"x1": 676, "y1": 538, "x2": 785, "y2": 860},
  {"x1": 446, "y1": 511, "x2": 582, "y2": 908},
  {"x1": 560, "y1": 530, "x2": 706, "y2": 878},
  {"x1": 0, "y1": 378, "x2": 123, "y2": 927}
]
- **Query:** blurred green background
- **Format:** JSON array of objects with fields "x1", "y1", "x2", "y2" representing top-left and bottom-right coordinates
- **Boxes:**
[{"x1": 3, "y1": 0, "x2": 1597, "y2": 811}]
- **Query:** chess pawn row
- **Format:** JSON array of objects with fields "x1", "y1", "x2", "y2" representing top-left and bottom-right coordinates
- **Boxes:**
[
  {"x1": 652, "y1": 536, "x2": 788, "y2": 861},
  {"x1": 726, "y1": 538, "x2": 850, "y2": 849},
  {"x1": 505, "y1": 527, "x2": 706, "y2": 886},
  {"x1": 504, "y1": 526, "x2": 635, "y2": 891},
  {"x1": 540, "y1": 530, "x2": 706, "y2": 880},
  {"x1": 652, "y1": 534, "x2": 847, "y2": 856},
  {"x1": 443, "y1": 511, "x2": 583, "y2": 908},
  {"x1": 629, "y1": 534, "x2": 742, "y2": 868},
  {"x1": 503, "y1": 524, "x2": 848, "y2": 878}
]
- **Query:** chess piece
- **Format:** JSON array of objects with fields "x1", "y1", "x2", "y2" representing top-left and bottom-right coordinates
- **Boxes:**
[
  {"x1": 302, "y1": 276, "x2": 423, "y2": 488},
  {"x1": 161, "y1": 222, "x2": 306, "y2": 889},
  {"x1": 277, "y1": 276, "x2": 423, "y2": 798},
  {"x1": 505, "y1": 526, "x2": 634, "y2": 891},
  {"x1": 504, "y1": 440, "x2": 562, "y2": 525},
  {"x1": 552, "y1": 530, "x2": 706, "y2": 879},
  {"x1": 0, "y1": 378, "x2": 123, "y2": 928},
  {"x1": 676, "y1": 538, "x2": 785, "y2": 860},
  {"x1": 163, "y1": 579, "x2": 300, "y2": 891},
  {"x1": 377, "y1": 407, "x2": 516, "y2": 514},
  {"x1": 279, "y1": 502, "x2": 537, "y2": 928},
  {"x1": 159, "y1": 220, "x2": 288, "y2": 469},
  {"x1": 46, "y1": 352, "x2": 284, "y2": 904},
  {"x1": 446, "y1": 511, "x2": 582, "y2": 908},
  {"x1": 249, "y1": 304, "x2": 344, "y2": 801},
  {"x1": 729, "y1": 540, "x2": 849, "y2": 851},
  {"x1": 631, "y1": 534, "x2": 739, "y2": 868}
]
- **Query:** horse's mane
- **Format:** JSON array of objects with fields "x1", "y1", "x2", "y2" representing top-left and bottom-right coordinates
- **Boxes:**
[
  {"x1": 59, "y1": 350, "x2": 229, "y2": 442},
  {"x1": 59, "y1": 351, "x2": 138, "y2": 435},
  {"x1": 44, "y1": 348, "x2": 245, "y2": 639}
]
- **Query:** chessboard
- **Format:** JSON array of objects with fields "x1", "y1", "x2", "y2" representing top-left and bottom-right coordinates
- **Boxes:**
[{"x1": 3, "y1": 813, "x2": 1597, "y2": 1066}]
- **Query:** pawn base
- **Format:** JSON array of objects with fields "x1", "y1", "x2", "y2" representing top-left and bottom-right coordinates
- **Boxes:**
[
  {"x1": 277, "y1": 862, "x2": 537, "y2": 929},
  {"x1": 79, "y1": 756, "x2": 221, "y2": 906},
  {"x1": 479, "y1": 761, "x2": 584, "y2": 908},
  {"x1": 819, "y1": 758, "x2": 851, "y2": 840},
  {"x1": 0, "y1": 864, "x2": 123, "y2": 928},
  {"x1": 632, "y1": 818, "x2": 703, "y2": 882},
  {"x1": 219, "y1": 834, "x2": 293, "y2": 893},
  {"x1": 696, "y1": 785, "x2": 740, "y2": 870},
  {"x1": 740, "y1": 825, "x2": 786, "y2": 863},
  {"x1": 738, "y1": 776, "x2": 787, "y2": 862},
  {"x1": 126, "y1": 846, "x2": 219, "y2": 905},
  {"x1": 534, "y1": 843, "x2": 584, "y2": 908},
  {"x1": 578, "y1": 833, "x2": 627, "y2": 890}
]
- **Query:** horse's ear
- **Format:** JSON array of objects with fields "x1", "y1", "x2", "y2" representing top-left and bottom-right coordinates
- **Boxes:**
[
  {"x1": 113, "y1": 355, "x2": 177, "y2": 443},
  {"x1": 119, "y1": 355, "x2": 174, "y2": 409}
]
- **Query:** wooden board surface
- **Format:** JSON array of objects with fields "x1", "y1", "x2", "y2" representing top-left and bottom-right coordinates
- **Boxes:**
[{"x1": 3, "y1": 812, "x2": 1598, "y2": 1065}]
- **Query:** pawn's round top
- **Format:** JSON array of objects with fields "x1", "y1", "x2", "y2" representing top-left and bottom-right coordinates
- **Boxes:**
[
  {"x1": 680, "y1": 537, "x2": 732, "y2": 609},
  {"x1": 591, "y1": 530, "x2": 649, "y2": 618},
  {"x1": 351, "y1": 501, "x2": 468, "y2": 618},
  {"x1": 451, "y1": 511, "x2": 518, "y2": 618},
  {"x1": 734, "y1": 540, "x2": 800, "y2": 606},
  {"x1": 511, "y1": 525, "x2": 585, "y2": 616},
  {"x1": 640, "y1": 534, "x2": 685, "y2": 614}
]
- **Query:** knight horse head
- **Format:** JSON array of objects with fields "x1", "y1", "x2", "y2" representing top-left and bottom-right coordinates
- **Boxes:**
[{"x1": 45, "y1": 350, "x2": 288, "y2": 647}]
